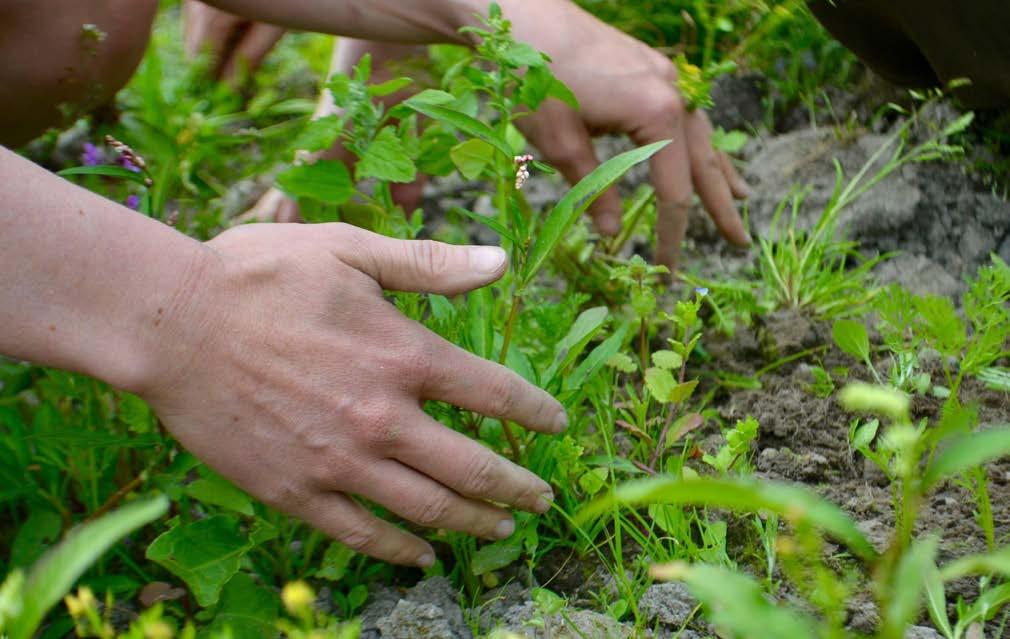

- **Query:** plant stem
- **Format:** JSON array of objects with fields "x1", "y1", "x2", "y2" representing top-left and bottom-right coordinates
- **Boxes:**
[{"x1": 498, "y1": 291, "x2": 523, "y2": 461}]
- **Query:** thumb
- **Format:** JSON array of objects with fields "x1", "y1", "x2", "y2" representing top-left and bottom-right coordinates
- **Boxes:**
[{"x1": 336, "y1": 225, "x2": 508, "y2": 296}]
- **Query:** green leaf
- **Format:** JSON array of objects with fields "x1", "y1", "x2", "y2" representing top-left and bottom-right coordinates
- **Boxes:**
[
  {"x1": 185, "y1": 470, "x2": 254, "y2": 516},
  {"x1": 58, "y1": 165, "x2": 150, "y2": 186},
  {"x1": 651, "y1": 350, "x2": 683, "y2": 370},
  {"x1": 404, "y1": 100, "x2": 513, "y2": 158},
  {"x1": 578, "y1": 476, "x2": 877, "y2": 560},
  {"x1": 450, "y1": 138, "x2": 495, "y2": 180},
  {"x1": 925, "y1": 564, "x2": 953, "y2": 639},
  {"x1": 404, "y1": 88, "x2": 456, "y2": 106},
  {"x1": 6, "y1": 495, "x2": 168, "y2": 639},
  {"x1": 711, "y1": 128, "x2": 749, "y2": 154},
  {"x1": 566, "y1": 324, "x2": 630, "y2": 391},
  {"x1": 276, "y1": 160, "x2": 353, "y2": 204},
  {"x1": 449, "y1": 207, "x2": 518, "y2": 245},
  {"x1": 652, "y1": 563, "x2": 820, "y2": 639},
  {"x1": 523, "y1": 140, "x2": 669, "y2": 285},
  {"x1": 206, "y1": 573, "x2": 279, "y2": 639},
  {"x1": 882, "y1": 536, "x2": 938, "y2": 639},
  {"x1": 502, "y1": 42, "x2": 545, "y2": 68},
  {"x1": 118, "y1": 392, "x2": 155, "y2": 433},
  {"x1": 367, "y1": 76, "x2": 412, "y2": 97},
  {"x1": 9, "y1": 507, "x2": 61, "y2": 569},
  {"x1": 940, "y1": 547, "x2": 1010, "y2": 582},
  {"x1": 471, "y1": 538, "x2": 522, "y2": 575},
  {"x1": 668, "y1": 379, "x2": 699, "y2": 404},
  {"x1": 544, "y1": 307, "x2": 609, "y2": 383},
  {"x1": 290, "y1": 114, "x2": 342, "y2": 153},
  {"x1": 315, "y1": 542, "x2": 355, "y2": 582},
  {"x1": 645, "y1": 368, "x2": 676, "y2": 403},
  {"x1": 832, "y1": 319, "x2": 870, "y2": 361},
  {"x1": 923, "y1": 426, "x2": 1010, "y2": 490},
  {"x1": 146, "y1": 515, "x2": 253, "y2": 607},
  {"x1": 356, "y1": 126, "x2": 417, "y2": 183},
  {"x1": 607, "y1": 353, "x2": 638, "y2": 374},
  {"x1": 978, "y1": 367, "x2": 1010, "y2": 392}
]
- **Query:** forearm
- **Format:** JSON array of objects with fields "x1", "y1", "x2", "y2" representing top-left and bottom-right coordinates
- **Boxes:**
[{"x1": 0, "y1": 147, "x2": 213, "y2": 393}]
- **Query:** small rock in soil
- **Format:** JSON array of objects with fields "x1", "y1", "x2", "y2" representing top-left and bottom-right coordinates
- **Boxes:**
[
  {"x1": 361, "y1": 577, "x2": 471, "y2": 639},
  {"x1": 905, "y1": 626, "x2": 944, "y2": 639},
  {"x1": 638, "y1": 582, "x2": 697, "y2": 629},
  {"x1": 486, "y1": 601, "x2": 637, "y2": 639}
]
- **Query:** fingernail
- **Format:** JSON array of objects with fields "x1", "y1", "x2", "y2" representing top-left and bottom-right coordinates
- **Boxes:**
[
  {"x1": 417, "y1": 553, "x2": 435, "y2": 569},
  {"x1": 495, "y1": 519, "x2": 515, "y2": 539},
  {"x1": 470, "y1": 246, "x2": 507, "y2": 275},
  {"x1": 535, "y1": 491, "x2": 554, "y2": 514},
  {"x1": 553, "y1": 410, "x2": 569, "y2": 433}
]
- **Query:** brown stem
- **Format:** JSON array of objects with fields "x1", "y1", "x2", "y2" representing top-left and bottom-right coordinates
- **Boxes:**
[{"x1": 84, "y1": 472, "x2": 147, "y2": 523}]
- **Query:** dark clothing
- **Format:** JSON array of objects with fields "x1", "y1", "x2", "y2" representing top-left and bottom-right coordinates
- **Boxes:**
[{"x1": 809, "y1": 0, "x2": 1010, "y2": 109}]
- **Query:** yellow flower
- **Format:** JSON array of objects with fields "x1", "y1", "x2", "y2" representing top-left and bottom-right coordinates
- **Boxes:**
[
  {"x1": 65, "y1": 587, "x2": 97, "y2": 618},
  {"x1": 281, "y1": 581, "x2": 315, "y2": 616},
  {"x1": 145, "y1": 620, "x2": 174, "y2": 639}
]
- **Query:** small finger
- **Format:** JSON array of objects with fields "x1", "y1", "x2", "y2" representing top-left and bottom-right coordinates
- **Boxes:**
[
  {"x1": 354, "y1": 459, "x2": 518, "y2": 540},
  {"x1": 718, "y1": 151, "x2": 751, "y2": 200},
  {"x1": 221, "y1": 22, "x2": 286, "y2": 81},
  {"x1": 298, "y1": 491, "x2": 434, "y2": 567},
  {"x1": 685, "y1": 112, "x2": 749, "y2": 247},
  {"x1": 396, "y1": 412, "x2": 554, "y2": 515},
  {"x1": 419, "y1": 335, "x2": 566, "y2": 435},
  {"x1": 333, "y1": 224, "x2": 508, "y2": 296}
]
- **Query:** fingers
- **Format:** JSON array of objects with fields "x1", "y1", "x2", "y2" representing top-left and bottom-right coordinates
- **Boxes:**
[
  {"x1": 183, "y1": 1, "x2": 237, "y2": 62},
  {"x1": 419, "y1": 335, "x2": 567, "y2": 435},
  {"x1": 395, "y1": 412, "x2": 554, "y2": 515},
  {"x1": 299, "y1": 491, "x2": 434, "y2": 567},
  {"x1": 334, "y1": 225, "x2": 508, "y2": 296},
  {"x1": 353, "y1": 459, "x2": 519, "y2": 540},
  {"x1": 220, "y1": 22, "x2": 286, "y2": 81},
  {"x1": 684, "y1": 111, "x2": 750, "y2": 247},
  {"x1": 718, "y1": 151, "x2": 751, "y2": 201},
  {"x1": 518, "y1": 102, "x2": 623, "y2": 236},
  {"x1": 232, "y1": 188, "x2": 300, "y2": 225}
]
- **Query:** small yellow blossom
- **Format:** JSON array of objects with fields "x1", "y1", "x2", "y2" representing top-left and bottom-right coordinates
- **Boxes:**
[{"x1": 281, "y1": 581, "x2": 315, "y2": 616}]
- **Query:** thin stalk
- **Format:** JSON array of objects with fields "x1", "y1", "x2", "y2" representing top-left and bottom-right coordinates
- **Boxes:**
[{"x1": 498, "y1": 292, "x2": 523, "y2": 461}]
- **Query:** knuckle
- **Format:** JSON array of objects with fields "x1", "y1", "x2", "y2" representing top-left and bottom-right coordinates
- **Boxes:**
[
  {"x1": 338, "y1": 524, "x2": 381, "y2": 555},
  {"x1": 356, "y1": 404, "x2": 402, "y2": 449},
  {"x1": 411, "y1": 239, "x2": 452, "y2": 278},
  {"x1": 640, "y1": 85, "x2": 685, "y2": 126},
  {"x1": 485, "y1": 371, "x2": 519, "y2": 418},
  {"x1": 460, "y1": 453, "x2": 498, "y2": 496},
  {"x1": 411, "y1": 492, "x2": 454, "y2": 527}
]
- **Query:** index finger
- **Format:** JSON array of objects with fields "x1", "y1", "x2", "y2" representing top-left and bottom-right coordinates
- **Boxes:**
[{"x1": 417, "y1": 333, "x2": 567, "y2": 435}]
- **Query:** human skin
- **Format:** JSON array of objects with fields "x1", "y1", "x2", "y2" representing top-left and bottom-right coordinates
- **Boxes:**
[{"x1": 0, "y1": 0, "x2": 743, "y2": 566}]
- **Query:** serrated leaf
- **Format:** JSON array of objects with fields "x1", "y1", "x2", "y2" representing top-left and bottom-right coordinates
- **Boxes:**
[
  {"x1": 651, "y1": 350, "x2": 683, "y2": 370},
  {"x1": 523, "y1": 141, "x2": 668, "y2": 285},
  {"x1": 450, "y1": 138, "x2": 495, "y2": 180},
  {"x1": 832, "y1": 319, "x2": 870, "y2": 361},
  {"x1": 276, "y1": 160, "x2": 352, "y2": 204},
  {"x1": 146, "y1": 515, "x2": 252, "y2": 607},
  {"x1": 356, "y1": 126, "x2": 417, "y2": 183},
  {"x1": 579, "y1": 476, "x2": 877, "y2": 561}
]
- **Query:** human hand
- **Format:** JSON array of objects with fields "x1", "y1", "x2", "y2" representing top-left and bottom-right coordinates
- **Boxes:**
[
  {"x1": 506, "y1": 4, "x2": 752, "y2": 271},
  {"x1": 183, "y1": 0, "x2": 285, "y2": 81},
  {"x1": 137, "y1": 223, "x2": 564, "y2": 567}
]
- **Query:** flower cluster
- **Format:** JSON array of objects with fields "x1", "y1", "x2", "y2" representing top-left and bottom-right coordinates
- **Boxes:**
[
  {"x1": 104, "y1": 135, "x2": 154, "y2": 186},
  {"x1": 514, "y1": 154, "x2": 534, "y2": 190}
]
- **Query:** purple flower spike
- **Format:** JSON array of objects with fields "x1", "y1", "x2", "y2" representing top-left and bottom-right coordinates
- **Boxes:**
[
  {"x1": 119, "y1": 155, "x2": 141, "y2": 173},
  {"x1": 125, "y1": 194, "x2": 141, "y2": 210},
  {"x1": 81, "y1": 142, "x2": 103, "y2": 166}
]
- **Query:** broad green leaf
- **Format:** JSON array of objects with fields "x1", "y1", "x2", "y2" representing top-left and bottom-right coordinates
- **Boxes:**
[
  {"x1": 668, "y1": 380, "x2": 699, "y2": 404},
  {"x1": 206, "y1": 573, "x2": 279, "y2": 639},
  {"x1": 471, "y1": 538, "x2": 522, "y2": 575},
  {"x1": 522, "y1": 141, "x2": 669, "y2": 285},
  {"x1": 404, "y1": 100, "x2": 513, "y2": 158},
  {"x1": 651, "y1": 562, "x2": 820, "y2": 639},
  {"x1": 450, "y1": 138, "x2": 495, "y2": 180},
  {"x1": 118, "y1": 392, "x2": 155, "y2": 433},
  {"x1": 7, "y1": 495, "x2": 168, "y2": 639},
  {"x1": 644, "y1": 368, "x2": 676, "y2": 403},
  {"x1": 502, "y1": 42, "x2": 545, "y2": 68},
  {"x1": 940, "y1": 547, "x2": 1010, "y2": 582},
  {"x1": 276, "y1": 160, "x2": 353, "y2": 204},
  {"x1": 449, "y1": 207, "x2": 518, "y2": 245},
  {"x1": 832, "y1": 319, "x2": 870, "y2": 361},
  {"x1": 290, "y1": 114, "x2": 342, "y2": 153},
  {"x1": 922, "y1": 426, "x2": 1010, "y2": 490},
  {"x1": 882, "y1": 536, "x2": 938, "y2": 639},
  {"x1": 579, "y1": 476, "x2": 877, "y2": 560},
  {"x1": 9, "y1": 507, "x2": 61, "y2": 569},
  {"x1": 402, "y1": 88, "x2": 456, "y2": 106},
  {"x1": 578, "y1": 467, "x2": 608, "y2": 495},
  {"x1": 315, "y1": 542, "x2": 355, "y2": 582},
  {"x1": 544, "y1": 307, "x2": 609, "y2": 383},
  {"x1": 651, "y1": 350, "x2": 683, "y2": 370},
  {"x1": 367, "y1": 76, "x2": 412, "y2": 97},
  {"x1": 712, "y1": 128, "x2": 749, "y2": 154},
  {"x1": 185, "y1": 470, "x2": 254, "y2": 517},
  {"x1": 851, "y1": 419, "x2": 879, "y2": 451},
  {"x1": 356, "y1": 126, "x2": 417, "y2": 183},
  {"x1": 58, "y1": 165, "x2": 150, "y2": 186},
  {"x1": 146, "y1": 515, "x2": 252, "y2": 606}
]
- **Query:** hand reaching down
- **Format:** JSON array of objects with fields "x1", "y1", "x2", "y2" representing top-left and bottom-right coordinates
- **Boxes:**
[{"x1": 138, "y1": 223, "x2": 564, "y2": 567}]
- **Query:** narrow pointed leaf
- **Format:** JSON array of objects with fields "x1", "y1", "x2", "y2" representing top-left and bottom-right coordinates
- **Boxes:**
[
  {"x1": 404, "y1": 100, "x2": 513, "y2": 158},
  {"x1": 522, "y1": 140, "x2": 669, "y2": 285},
  {"x1": 882, "y1": 536, "x2": 938, "y2": 639},
  {"x1": 449, "y1": 207, "x2": 518, "y2": 245},
  {"x1": 922, "y1": 426, "x2": 1010, "y2": 490}
]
